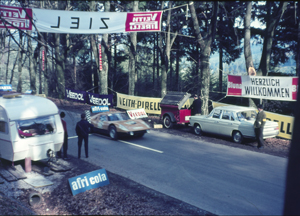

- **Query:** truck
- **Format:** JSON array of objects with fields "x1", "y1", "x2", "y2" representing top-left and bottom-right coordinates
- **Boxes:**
[
  {"x1": 0, "y1": 92, "x2": 64, "y2": 163},
  {"x1": 160, "y1": 92, "x2": 192, "y2": 128}
]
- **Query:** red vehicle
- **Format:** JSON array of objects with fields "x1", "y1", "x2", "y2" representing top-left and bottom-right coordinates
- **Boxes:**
[{"x1": 160, "y1": 92, "x2": 191, "y2": 128}]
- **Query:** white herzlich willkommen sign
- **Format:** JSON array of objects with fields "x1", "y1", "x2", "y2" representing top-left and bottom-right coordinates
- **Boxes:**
[
  {"x1": 0, "y1": 5, "x2": 163, "y2": 34},
  {"x1": 227, "y1": 75, "x2": 298, "y2": 101}
]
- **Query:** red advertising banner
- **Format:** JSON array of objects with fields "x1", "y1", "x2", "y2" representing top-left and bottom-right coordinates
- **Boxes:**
[
  {"x1": 42, "y1": 49, "x2": 45, "y2": 71},
  {"x1": 0, "y1": 5, "x2": 32, "y2": 30},
  {"x1": 125, "y1": 11, "x2": 162, "y2": 32},
  {"x1": 227, "y1": 75, "x2": 242, "y2": 96},
  {"x1": 98, "y1": 43, "x2": 102, "y2": 71}
]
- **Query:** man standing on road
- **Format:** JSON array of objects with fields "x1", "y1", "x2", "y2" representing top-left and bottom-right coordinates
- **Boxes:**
[
  {"x1": 76, "y1": 113, "x2": 94, "y2": 159},
  {"x1": 254, "y1": 104, "x2": 266, "y2": 149},
  {"x1": 60, "y1": 112, "x2": 70, "y2": 160},
  {"x1": 189, "y1": 94, "x2": 202, "y2": 115}
]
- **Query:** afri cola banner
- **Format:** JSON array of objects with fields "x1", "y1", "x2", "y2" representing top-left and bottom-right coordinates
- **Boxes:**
[
  {"x1": 65, "y1": 88, "x2": 113, "y2": 107},
  {"x1": 227, "y1": 75, "x2": 298, "y2": 101},
  {"x1": 0, "y1": 5, "x2": 163, "y2": 34}
]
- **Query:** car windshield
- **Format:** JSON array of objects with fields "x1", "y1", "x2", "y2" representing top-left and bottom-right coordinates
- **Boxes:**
[
  {"x1": 237, "y1": 110, "x2": 257, "y2": 121},
  {"x1": 108, "y1": 113, "x2": 130, "y2": 121}
]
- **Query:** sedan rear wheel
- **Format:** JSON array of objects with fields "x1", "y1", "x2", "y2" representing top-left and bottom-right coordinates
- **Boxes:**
[
  {"x1": 232, "y1": 131, "x2": 243, "y2": 144},
  {"x1": 194, "y1": 124, "x2": 202, "y2": 136},
  {"x1": 109, "y1": 125, "x2": 118, "y2": 140}
]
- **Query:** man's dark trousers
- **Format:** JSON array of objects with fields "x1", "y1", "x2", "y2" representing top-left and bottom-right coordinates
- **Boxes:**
[
  {"x1": 78, "y1": 136, "x2": 89, "y2": 158},
  {"x1": 255, "y1": 127, "x2": 264, "y2": 147}
]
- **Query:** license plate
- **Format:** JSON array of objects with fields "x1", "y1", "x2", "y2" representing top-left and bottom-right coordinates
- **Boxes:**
[{"x1": 185, "y1": 116, "x2": 191, "y2": 121}]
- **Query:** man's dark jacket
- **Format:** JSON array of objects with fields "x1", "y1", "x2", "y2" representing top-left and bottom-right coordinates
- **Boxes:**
[
  {"x1": 189, "y1": 99, "x2": 202, "y2": 115},
  {"x1": 76, "y1": 120, "x2": 94, "y2": 138}
]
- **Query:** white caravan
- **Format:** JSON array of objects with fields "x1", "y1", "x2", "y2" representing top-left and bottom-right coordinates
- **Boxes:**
[{"x1": 0, "y1": 93, "x2": 64, "y2": 162}]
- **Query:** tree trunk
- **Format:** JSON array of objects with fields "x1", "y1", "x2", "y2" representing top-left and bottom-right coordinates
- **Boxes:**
[
  {"x1": 128, "y1": 1, "x2": 138, "y2": 95},
  {"x1": 257, "y1": 1, "x2": 288, "y2": 76},
  {"x1": 189, "y1": 1, "x2": 218, "y2": 114},
  {"x1": 244, "y1": 1, "x2": 254, "y2": 72},
  {"x1": 27, "y1": 31, "x2": 37, "y2": 94},
  {"x1": 175, "y1": 43, "x2": 179, "y2": 91},
  {"x1": 161, "y1": 1, "x2": 172, "y2": 97},
  {"x1": 219, "y1": 44, "x2": 223, "y2": 93},
  {"x1": 5, "y1": 36, "x2": 11, "y2": 84},
  {"x1": 297, "y1": 2, "x2": 300, "y2": 76},
  {"x1": 54, "y1": 33, "x2": 65, "y2": 98},
  {"x1": 17, "y1": 31, "x2": 23, "y2": 93}
]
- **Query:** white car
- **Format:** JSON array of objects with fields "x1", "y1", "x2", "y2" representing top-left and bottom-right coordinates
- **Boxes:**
[{"x1": 189, "y1": 106, "x2": 279, "y2": 143}]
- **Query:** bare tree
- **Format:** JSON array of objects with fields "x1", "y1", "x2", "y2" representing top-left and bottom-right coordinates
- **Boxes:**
[
  {"x1": 244, "y1": 1, "x2": 254, "y2": 73},
  {"x1": 257, "y1": 2, "x2": 288, "y2": 76},
  {"x1": 189, "y1": 1, "x2": 219, "y2": 115},
  {"x1": 128, "y1": 0, "x2": 138, "y2": 95},
  {"x1": 17, "y1": 31, "x2": 24, "y2": 92}
]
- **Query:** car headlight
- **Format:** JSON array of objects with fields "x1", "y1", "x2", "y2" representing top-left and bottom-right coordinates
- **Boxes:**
[{"x1": 118, "y1": 124, "x2": 129, "y2": 131}]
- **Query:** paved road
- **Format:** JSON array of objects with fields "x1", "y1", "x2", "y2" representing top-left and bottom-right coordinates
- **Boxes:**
[{"x1": 63, "y1": 110, "x2": 287, "y2": 215}]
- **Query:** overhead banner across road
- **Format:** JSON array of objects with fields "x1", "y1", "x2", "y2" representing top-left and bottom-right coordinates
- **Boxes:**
[
  {"x1": 0, "y1": 5, "x2": 163, "y2": 34},
  {"x1": 227, "y1": 75, "x2": 298, "y2": 101}
]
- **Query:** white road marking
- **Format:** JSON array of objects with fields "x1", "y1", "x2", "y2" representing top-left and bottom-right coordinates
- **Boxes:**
[
  {"x1": 119, "y1": 140, "x2": 164, "y2": 154},
  {"x1": 69, "y1": 134, "x2": 163, "y2": 154}
]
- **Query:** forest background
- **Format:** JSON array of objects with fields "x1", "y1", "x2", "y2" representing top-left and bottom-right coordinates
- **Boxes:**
[{"x1": 0, "y1": 0, "x2": 299, "y2": 116}]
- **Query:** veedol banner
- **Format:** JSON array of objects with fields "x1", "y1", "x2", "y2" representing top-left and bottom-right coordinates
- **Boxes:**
[
  {"x1": 87, "y1": 92, "x2": 113, "y2": 107},
  {"x1": 65, "y1": 88, "x2": 86, "y2": 103},
  {"x1": 0, "y1": 5, "x2": 32, "y2": 30},
  {"x1": 117, "y1": 92, "x2": 162, "y2": 115},
  {"x1": 212, "y1": 101, "x2": 294, "y2": 140},
  {"x1": 127, "y1": 108, "x2": 148, "y2": 119},
  {"x1": 227, "y1": 75, "x2": 298, "y2": 101}
]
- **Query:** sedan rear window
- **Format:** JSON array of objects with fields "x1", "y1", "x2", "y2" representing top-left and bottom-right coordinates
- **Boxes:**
[{"x1": 237, "y1": 110, "x2": 257, "y2": 121}]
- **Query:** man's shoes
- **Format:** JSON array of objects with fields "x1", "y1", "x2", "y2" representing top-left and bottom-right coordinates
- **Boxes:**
[
  {"x1": 86, "y1": 156, "x2": 89, "y2": 158},
  {"x1": 258, "y1": 146, "x2": 264, "y2": 149}
]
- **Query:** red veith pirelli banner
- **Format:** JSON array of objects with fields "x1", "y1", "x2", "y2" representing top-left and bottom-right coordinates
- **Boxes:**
[
  {"x1": 0, "y1": 5, "x2": 163, "y2": 34},
  {"x1": 227, "y1": 75, "x2": 298, "y2": 101}
]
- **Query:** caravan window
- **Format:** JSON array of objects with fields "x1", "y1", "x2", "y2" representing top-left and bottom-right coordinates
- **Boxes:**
[
  {"x1": 17, "y1": 115, "x2": 56, "y2": 138},
  {"x1": 0, "y1": 121, "x2": 8, "y2": 134}
]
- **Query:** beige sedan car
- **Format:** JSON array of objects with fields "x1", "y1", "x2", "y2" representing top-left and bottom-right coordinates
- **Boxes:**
[
  {"x1": 90, "y1": 112, "x2": 150, "y2": 140},
  {"x1": 189, "y1": 106, "x2": 279, "y2": 143}
]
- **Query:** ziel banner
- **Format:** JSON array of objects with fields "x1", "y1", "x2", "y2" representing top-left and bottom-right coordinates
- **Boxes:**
[
  {"x1": 1, "y1": 5, "x2": 162, "y2": 34},
  {"x1": 212, "y1": 101, "x2": 294, "y2": 140},
  {"x1": 117, "y1": 93, "x2": 162, "y2": 115},
  {"x1": 227, "y1": 75, "x2": 298, "y2": 101}
]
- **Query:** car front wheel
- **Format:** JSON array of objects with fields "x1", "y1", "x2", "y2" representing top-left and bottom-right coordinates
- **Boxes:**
[
  {"x1": 109, "y1": 125, "x2": 118, "y2": 140},
  {"x1": 194, "y1": 124, "x2": 202, "y2": 136},
  {"x1": 232, "y1": 131, "x2": 243, "y2": 144}
]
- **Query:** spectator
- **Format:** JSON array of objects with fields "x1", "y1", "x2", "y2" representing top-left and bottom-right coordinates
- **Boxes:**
[
  {"x1": 76, "y1": 113, "x2": 94, "y2": 159},
  {"x1": 58, "y1": 112, "x2": 70, "y2": 160},
  {"x1": 189, "y1": 94, "x2": 202, "y2": 115},
  {"x1": 254, "y1": 104, "x2": 266, "y2": 149}
]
